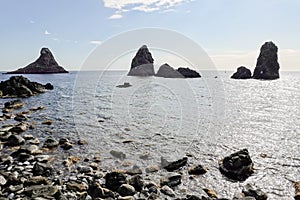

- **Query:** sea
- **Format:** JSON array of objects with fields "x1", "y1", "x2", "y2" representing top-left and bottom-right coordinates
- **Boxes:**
[{"x1": 0, "y1": 71, "x2": 299, "y2": 199}]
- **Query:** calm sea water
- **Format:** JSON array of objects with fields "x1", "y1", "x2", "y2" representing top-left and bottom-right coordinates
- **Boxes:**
[{"x1": 0, "y1": 71, "x2": 299, "y2": 199}]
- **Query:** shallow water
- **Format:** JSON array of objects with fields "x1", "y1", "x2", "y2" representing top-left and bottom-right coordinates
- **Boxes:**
[{"x1": 0, "y1": 71, "x2": 299, "y2": 199}]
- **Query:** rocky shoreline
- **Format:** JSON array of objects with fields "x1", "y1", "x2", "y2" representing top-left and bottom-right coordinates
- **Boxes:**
[{"x1": 1, "y1": 98, "x2": 299, "y2": 200}]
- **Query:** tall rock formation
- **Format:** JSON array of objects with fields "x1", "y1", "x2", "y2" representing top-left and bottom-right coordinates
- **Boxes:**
[
  {"x1": 155, "y1": 63, "x2": 184, "y2": 78},
  {"x1": 253, "y1": 42, "x2": 280, "y2": 79},
  {"x1": 128, "y1": 45, "x2": 155, "y2": 76},
  {"x1": 7, "y1": 48, "x2": 68, "y2": 74}
]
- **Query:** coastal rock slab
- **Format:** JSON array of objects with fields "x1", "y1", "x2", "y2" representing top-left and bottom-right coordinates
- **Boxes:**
[
  {"x1": 231, "y1": 66, "x2": 252, "y2": 79},
  {"x1": 155, "y1": 63, "x2": 184, "y2": 78},
  {"x1": 219, "y1": 149, "x2": 254, "y2": 181},
  {"x1": 7, "y1": 48, "x2": 68, "y2": 74},
  {"x1": 128, "y1": 45, "x2": 155, "y2": 76},
  {"x1": 177, "y1": 67, "x2": 201, "y2": 78},
  {"x1": 253, "y1": 41, "x2": 280, "y2": 79}
]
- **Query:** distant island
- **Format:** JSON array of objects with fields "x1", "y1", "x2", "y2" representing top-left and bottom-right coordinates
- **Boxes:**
[{"x1": 6, "y1": 48, "x2": 68, "y2": 74}]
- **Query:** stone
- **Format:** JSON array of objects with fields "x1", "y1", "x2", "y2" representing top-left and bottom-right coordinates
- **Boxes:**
[
  {"x1": 160, "y1": 172, "x2": 182, "y2": 187},
  {"x1": 32, "y1": 162, "x2": 53, "y2": 176},
  {"x1": 59, "y1": 138, "x2": 73, "y2": 150},
  {"x1": 7, "y1": 48, "x2": 68, "y2": 74},
  {"x1": 162, "y1": 157, "x2": 188, "y2": 171},
  {"x1": 242, "y1": 184, "x2": 268, "y2": 200},
  {"x1": 24, "y1": 185, "x2": 58, "y2": 198},
  {"x1": 77, "y1": 139, "x2": 88, "y2": 145},
  {"x1": 14, "y1": 114, "x2": 28, "y2": 122},
  {"x1": 231, "y1": 66, "x2": 252, "y2": 79},
  {"x1": 253, "y1": 41, "x2": 280, "y2": 79},
  {"x1": 126, "y1": 165, "x2": 142, "y2": 175},
  {"x1": 29, "y1": 106, "x2": 44, "y2": 111},
  {"x1": 110, "y1": 150, "x2": 126, "y2": 160},
  {"x1": 186, "y1": 194, "x2": 202, "y2": 200},
  {"x1": 6, "y1": 135, "x2": 25, "y2": 146},
  {"x1": 188, "y1": 164, "x2": 208, "y2": 175},
  {"x1": 145, "y1": 165, "x2": 159, "y2": 173},
  {"x1": 219, "y1": 149, "x2": 254, "y2": 181},
  {"x1": 25, "y1": 176, "x2": 50, "y2": 186},
  {"x1": 9, "y1": 124, "x2": 27, "y2": 133},
  {"x1": 66, "y1": 182, "x2": 88, "y2": 192},
  {"x1": 118, "y1": 184, "x2": 136, "y2": 196},
  {"x1": 42, "y1": 136, "x2": 59, "y2": 149},
  {"x1": 155, "y1": 63, "x2": 184, "y2": 78},
  {"x1": 42, "y1": 119, "x2": 52, "y2": 125},
  {"x1": 78, "y1": 165, "x2": 93, "y2": 174},
  {"x1": 105, "y1": 171, "x2": 127, "y2": 191},
  {"x1": 4, "y1": 100, "x2": 24, "y2": 109},
  {"x1": 0, "y1": 76, "x2": 52, "y2": 98},
  {"x1": 295, "y1": 182, "x2": 300, "y2": 200},
  {"x1": 177, "y1": 67, "x2": 201, "y2": 78},
  {"x1": 88, "y1": 182, "x2": 115, "y2": 199},
  {"x1": 0, "y1": 175, "x2": 7, "y2": 186},
  {"x1": 161, "y1": 185, "x2": 175, "y2": 197},
  {"x1": 128, "y1": 45, "x2": 155, "y2": 76},
  {"x1": 128, "y1": 175, "x2": 144, "y2": 192},
  {"x1": 203, "y1": 188, "x2": 218, "y2": 199},
  {"x1": 116, "y1": 82, "x2": 132, "y2": 88}
]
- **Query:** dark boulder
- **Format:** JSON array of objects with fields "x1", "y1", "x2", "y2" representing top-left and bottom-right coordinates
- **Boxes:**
[
  {"x1": 242, "y1": 184, "x2": 268, "y2": 200},
  {"x1": 7, "y1": 48, "x2": 68, "y2": 74},
  {"x1": 231, "y1": 66, "x2": 252, "y2": 79},
  {"x1": 253, "y1": 41, "x2": 280, "y2": 80},
  {"x1": 0, "y1": 76, "x2": 53, "y2": 98},
  {"x1": 219, "y1": 149, "x2": 254, "y2": 181},
  {"x1": 162, "y1": 157, "x2": 188, "y2": 171},
  {"x1": 128, "y1": 45, "x2": 155, "y2": 76},
  {"x1": 105, "y1": 171, "x2": 127, "y2": 191},
  {"x1": 177, "y1": 67, "x2": 201, "y2": 78},
  {"x1": 155, "y1": 63, "x2": 184, "y2": 78}
]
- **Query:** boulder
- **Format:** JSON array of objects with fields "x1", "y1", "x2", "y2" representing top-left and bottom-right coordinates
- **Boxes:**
[
  {"x1": 231, "y1": 66, "x2": 252, "y2": 79},
  {"x1": 155, "y1": 63, "x2": 184, "y2": 78},
  {"x1": 0, "y1": 76, "x2": 53, "y2": 98},
  {"x1": 160, "y1": 172, "x2": 182, "y2": 187},
  {"x1": 219, "y1": 149, "x2": 254, "y2": 181},
  {"x1": 242, "y1": 184, "x2": 268, "y2": 200},
  {"x1": 128, "y1": 45, "x2": 155, "y2": 76},
  {"x1": 253, "y1": 41, "x2": 280, "y2": 79},
  {"x1": 177, "y1": 67, "x2": 201, "y2": 78},
  {"x1": 7, "y1": 48, "x2": 68, "y2": 74},
  {"x1": 105, "y1": 171, "x2": 127, "y2": 191},
  {"x1": 161, "y1": 156, "x2": 188, "y2": 171}
]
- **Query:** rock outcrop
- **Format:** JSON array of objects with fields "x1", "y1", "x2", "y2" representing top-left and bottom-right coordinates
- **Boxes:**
[
  {"x1": 0, "y1": 76, "x2": 53, "y2": 98},
  {"x1": 177, "y1": 67, "x2": 201, "y2": 78},
  {"x1": 253, "y1": 41, "x2": 280, "y2": 79},
  {"x1": 219, "y1": 149, "x2": 254, "y2": 181},
  {"x1": 128, "y1": 45, "x2": 155, "y2": 76},
  {"x1": 231, "y1": 66, "x2": 252, "y2": 79},
  {"x1": 155, "y1": 63, "x2": 184, "y2": 78},
  {"x1": 7, "y1": 48, "x2": 68, "y2": 74}
]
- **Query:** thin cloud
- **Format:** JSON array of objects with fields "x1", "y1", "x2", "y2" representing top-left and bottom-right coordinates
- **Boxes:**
[
  {"x1": 103, "y1": 0, "x2": 191, "y2": 15},
  {"x1": 44, "y1": 30, "x2": 51, "y2": 35},
  {"x1": 30, "y1": 20, "x2": 35, "y2": 24},
  {"x1": 89, "y1": 40, "x2": 102, "y2": 45}
]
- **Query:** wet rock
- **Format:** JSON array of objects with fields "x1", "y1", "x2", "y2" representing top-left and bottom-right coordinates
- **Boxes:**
[
  {"x1": 253, "y1": 41, "x2": 280, "y2": 79},
  {"x1": 110, "y1": 150, "x2": 126, "y2": 160},
  {"x1": 23, "y1": 134, "x2": 34, "y2": 140},
  {"x1": 156, "y1": 63, "x2": 184, "y2": 78},
  {"x1": 219, "y1": 149, "x2": 254, "y2": 181},
  {"x1": 7, "y1": 47, "x2": 68, "y2": 74},
  {"x1": 25, "y1": 176, "x2": 50, "y2": 186},
  {"x1": 77, "y1": 139, "x2": 88, "y2": 145},
  {"x1": 32, "y1": 162, "x2": 53, "y2": 176},
  {"x1": 186, "y1": 194, "x2": 202, "y2": 200},
  {"x1": 231, "y1": 66, "x2": 252, "y2": 79},
  {"x1": 66, "y1": 182, "x2": 88, "y2": 192},
  {"x1": 88, "y1": 182, "x2": 115, "y2": 199},
  {"x1": 116, "y1": 82, "x2": 132, "y2": 88},
  {"x1": 4, "y1": 100, "x2": 24, "y2": 109},
  {"x1": 0, "y1": 175, "x2": 7, "y2": 186},
  {"x1": 42, "y1": 119, "x2": 52, "y2": 125},
  {"x1": 14, "y1": 114, "x2": 28, "y2": 122},
  {"x1": 44, "y1": 83, "x2": 54, "y2": 90},
  {"x1": 6, "y1": 135, "x2": 25, "y2": 146},
  {"x1": 128, "y1": 45, "x2": 155, "y2": 76},
  {"x1": 19, "y1": 144, "x2": 40, "y2": 155},
  {"x1": 188, "y1": 164, "x2": 208, "y2": 175},
  {"x1": 161, "y1": 185, "x2": 175, "y2": 197},
  {"x1": 42, "y1": 136, "x2": 59, "y2": 149},
  {"x1": 242, "y1": 184, "x2": 268, "y2": 200},
  {"x1": 118, "y1": 184, "x2": 136, "y2": 196},
  {"x1": 105, "y1": 171, "x2": 127, "y2": 191},
  {"x1": 177, "y1": 67, "x2": 201, "y2": 78},
  {"x1": 29, "y1": 106, "x2": 44, "y2": 111},
  {"x1": 203, "y1": 188, "x2": 218, "y2": 199},
  {"x1": 162, "y1": 156, "x2": 188, "y2": 171},
  {"x1": 160, "y1": 172, "x2": 182, "y2": 187},
  {"x1": 0, "y1": 154, "x2": 13, "y2": 164},
  {"x1": 146, "y1": 165, "x2": 159, "y2": 173},
  {"x1": 78, "y1": 165, "x2": 93, "y2": 174},
  {"x1": 128, "y1": 175, "x2": 144, "y2": 192},
  {"x1": 24, "y1": 185, "x2": 58, "y2": 198},
  {"x1": 295, "y1": 182, "x2": 300, "y2": 200},
  {"x1": 118, "y1": 196, "x2": 135, "y2": 200},
  {"x1": 9, "y1": 124, "x2": 27, "y2": 133},
  {"x1": 126, "y1": 165, "x2": 142, "y2": 175},
  {"x1": 59, "y1": 138, "x2": 73, "y2": 150}
]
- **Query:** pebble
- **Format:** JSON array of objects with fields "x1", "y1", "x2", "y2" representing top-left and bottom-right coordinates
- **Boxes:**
[
  {"x1": 118, "y1": 184, "x2": 136, "y2": 196},
  {"x1": 161, "y1": 185, "x2": 176, "y2": 197}
]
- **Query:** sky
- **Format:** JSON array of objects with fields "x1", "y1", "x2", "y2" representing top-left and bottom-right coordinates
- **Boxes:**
[{"x1": 0, "y1": 0, "x2": 300, "y2": 71}]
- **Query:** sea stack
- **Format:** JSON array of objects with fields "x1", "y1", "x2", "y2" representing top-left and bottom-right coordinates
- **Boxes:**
[
  {"x1": 155, "y1": 63, "x2": 184, "y2": 78},
  {"x1": 7, "y1": 48, "x2": 68, "y2": 74},
  {"x1": 231, "y1": 66, "x2": 252, "y2": 79},
  {"x1": 128, "y1": 45, "x2": 155, "y2": 76},
  {"x1": 253, "y1": 41, "x2": 280, "y2": 79},
  {"x1": 177, "y1": 67, "x2": 201, "y2": 78}
]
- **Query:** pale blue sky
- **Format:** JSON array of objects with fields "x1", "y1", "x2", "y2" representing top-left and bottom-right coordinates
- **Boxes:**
[{"x1": 1, "y1": 0, "x2": 299, "y2": 71}]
